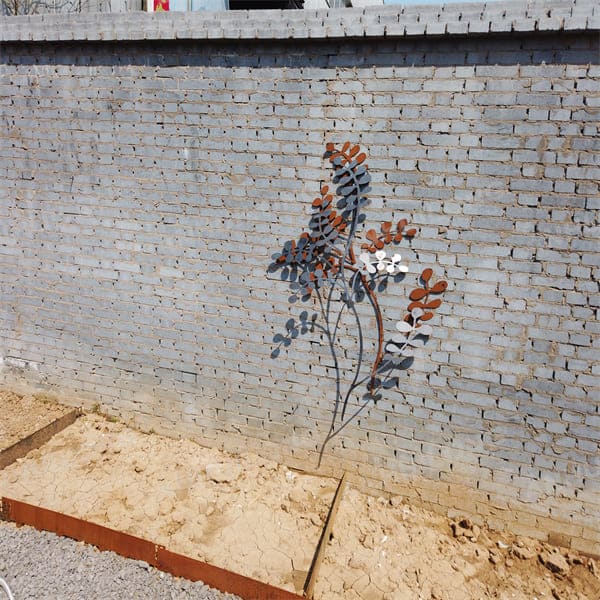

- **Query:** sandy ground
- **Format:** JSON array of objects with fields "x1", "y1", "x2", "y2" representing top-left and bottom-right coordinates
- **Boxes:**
[
  {"x1": 0, "y1": 411, "x2": 335, "y2": 593},
  {"x1": 316, "y1": 490, "x2": 600, "y2": 600},
  {"x1": 0, "y1": 389, "x2": 70, "y2": 450},
  {"x1": 1, "y1": 390, "x2": 599, "y2": 599}
]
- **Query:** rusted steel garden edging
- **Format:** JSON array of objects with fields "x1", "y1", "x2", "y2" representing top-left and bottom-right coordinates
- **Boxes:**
[
  {"x1": 0, "y1": 497, "x2": 304, "y2": 600},
  {"x1": 0, "y1": 409, "x2": 81, "y2": 471},
  {"x1": 303, "y1": 472, "x2": 347, "y2": 599}
]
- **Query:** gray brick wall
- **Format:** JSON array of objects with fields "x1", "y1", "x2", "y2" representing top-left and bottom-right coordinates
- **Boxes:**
[{"x1": 1, "y1": 1, "x2": 599, "y2": 554}]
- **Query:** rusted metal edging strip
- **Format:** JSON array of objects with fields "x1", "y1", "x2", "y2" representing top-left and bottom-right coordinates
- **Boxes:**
[
  {"x1": 0, "y1": 408, "x2": 82, "y2": 471},
  {"x1": 1, "y1": 497, "x2": 304, "y2": 600},
  {"x1": 0, "y1": 497, "x2": 157, "y2": 565},
  {"x1": 303, "y1": 471, "x2": 347, "y2": 599},
  {"x1": 156, "y1": 547, "x2": 303, "y2": 600}
]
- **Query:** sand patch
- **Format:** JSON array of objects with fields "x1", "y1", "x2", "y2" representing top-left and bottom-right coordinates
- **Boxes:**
[
  {"x1": 0, "y1": 403, "x2": 598, "y2": 599},
  {"x1": 0, "y1": 390, "x2": 70, "y2": 450},
  {"x1": 315, "y1": 490, "x2": 600, "y2": 600},
  {"x1": 0, "y1": 413, "x2": 334, "y2": 593}
]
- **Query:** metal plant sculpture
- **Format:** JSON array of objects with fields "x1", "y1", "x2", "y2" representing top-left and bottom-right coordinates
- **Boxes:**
[{"x1": 270, "y1": 142, "x2": 447, "y2": 459}]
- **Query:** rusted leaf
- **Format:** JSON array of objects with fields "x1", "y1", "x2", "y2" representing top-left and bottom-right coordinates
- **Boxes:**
[
  {"x1": 430, "y1": 281, "x2": 448, "y2": 293},
  {"x1": 406, "y1": 228, "x2": 417, "y2": 237},
  {"x1": 409, "y1": 288, "x2": 428, "y2": 301},
  {"x1": 350, "y1": 145, "x2": 360, "y2": 157},
  {"x1": 421, "y1": 268, "x2": 433, "y2": 282},
  {"x1": 425, "y1": 298, "x2": 442, "y2": 309},
  {"x1": 381, "y1": 221, "x2": 392, "y2": 233},
  {"x1": 420, "y1": 312, "x2": 434, "y2": 321},
  {"x1": 356, "y1": 153, "x2": 366, "y2": 164},
  {"x1": 407, "y1": 301, "x2": 425, "y2": 312}
]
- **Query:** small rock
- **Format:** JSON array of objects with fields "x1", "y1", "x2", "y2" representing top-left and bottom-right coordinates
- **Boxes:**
[
  {"x1": 539, "y1": 550, "x2": 570, "y2": 577},
  {"x1": 452, "y1": 518, "x2": 481, "y2": 542},
  {"x1": 505, "y1": 558, "x2": 514, "y2": 567},
  {"x1": 513, "y1": 545, "x2": 536, "y2": 560},
  {"x1": 475, "y1": 547, "x2": 489, "y2": 561},
  {"x1": 309, "y1": 513, "x2": 321, "y2": 526},
  {"x1": 205, "y1": 462, "x2": 241, "y2": 483},
  {"x1": 348, "y1": 553, "x2": 368, "y2": 570},
  {"x1": 514, "y1": 536, "x2": 528, "y2": 548},
  {"x1": 288, "y1": 488, "x2": 311, "y2": 505},
  {"x1": 566, "y1": 552, "x2": 583, "y2": 566},
  {"x1": 489, "y1": 550, "x2": 501, "y2": 565}
]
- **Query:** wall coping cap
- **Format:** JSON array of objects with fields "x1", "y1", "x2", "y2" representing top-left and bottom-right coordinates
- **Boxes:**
[{"x1": 0, "y1": 0, "x2": 597, "y2": 43}]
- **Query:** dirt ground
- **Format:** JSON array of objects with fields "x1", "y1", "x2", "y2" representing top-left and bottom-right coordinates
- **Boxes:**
[
  {"x1": 0, "y1": 410, "x2": 335, "y2": 593},
  {"x1": 0, "y1": 390, "x2": 599, "y2": 599},
  {"x1": 0, "y1": 390, "x2": 71, "y2": 450},
  {"x1": 317, "y1": 490, "x2": 600, "y2": 600}
]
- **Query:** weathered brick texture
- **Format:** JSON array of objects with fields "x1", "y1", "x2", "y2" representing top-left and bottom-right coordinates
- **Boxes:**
[{"x1": 1, "y1": 1, "x2": 599, "y2": 553}]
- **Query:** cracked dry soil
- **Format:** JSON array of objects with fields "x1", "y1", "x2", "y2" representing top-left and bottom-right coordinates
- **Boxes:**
[{"x1": 0, "y1": 389, "x2": 599, "y2": 599}]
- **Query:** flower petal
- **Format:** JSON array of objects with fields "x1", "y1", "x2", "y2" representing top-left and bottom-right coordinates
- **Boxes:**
[
  {"x1": 359, "y1": 252, "x2": 371, "y2": 266},
  {"x1": 411, "y1": 307, "x2": 424, "y2": 319},
  {"x1": 395, "y1": 321, "x2": 413, "y2": 333},
  {"x1": 385, "y1": 342, "x2": 404, "y2": 354},
  {"x1": 375, "y1": 250, "x2": 386, "y2": 261}
]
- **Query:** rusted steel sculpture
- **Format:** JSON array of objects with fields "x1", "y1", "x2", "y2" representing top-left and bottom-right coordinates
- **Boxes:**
[{"x1": 270, "y1": 143, "x2": 447, "y2": 456}]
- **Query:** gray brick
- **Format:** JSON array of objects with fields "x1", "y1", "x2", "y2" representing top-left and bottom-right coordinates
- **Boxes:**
[{"x1": 1, "y1": 1, "x2": 598, "y2": 554}]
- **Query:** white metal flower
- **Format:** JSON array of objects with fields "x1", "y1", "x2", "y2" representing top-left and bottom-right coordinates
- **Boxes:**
[
  {"x1": 385, "y1": 308, "x2": 433, "y2": 357},
  {"x1": 359, "y1": 250, "x2": 408, "y2": 275}
]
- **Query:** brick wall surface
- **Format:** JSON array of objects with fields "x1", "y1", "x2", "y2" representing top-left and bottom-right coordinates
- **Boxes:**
[{"x1": 1, "y1": 1, "x2": 599, "y2": 553}]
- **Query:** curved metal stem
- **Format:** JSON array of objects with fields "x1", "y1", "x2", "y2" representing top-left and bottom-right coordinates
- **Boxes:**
[{"x1": 348, "y1": 247, "x2": 384, "y2": 392}]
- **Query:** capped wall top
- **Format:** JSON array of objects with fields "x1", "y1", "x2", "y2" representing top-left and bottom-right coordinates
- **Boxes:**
[{"x1": 0, "y1": 0, "x2": 598, "y2": 43}]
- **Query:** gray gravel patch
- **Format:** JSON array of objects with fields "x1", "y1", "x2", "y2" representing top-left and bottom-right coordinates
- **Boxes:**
[{"x1": 0, "y1": 521, "x2": 242, "y2": 600}]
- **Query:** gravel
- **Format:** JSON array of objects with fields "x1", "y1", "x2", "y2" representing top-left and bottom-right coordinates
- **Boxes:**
[{"x1": 0, "y1": 521, "x2": 242, "y2": 600}]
